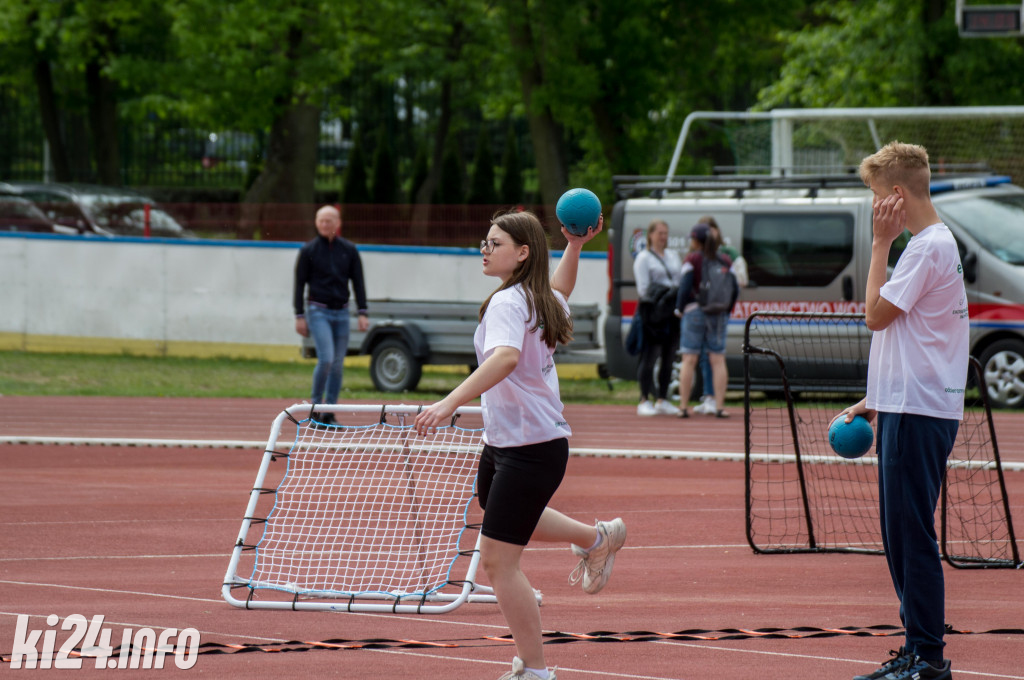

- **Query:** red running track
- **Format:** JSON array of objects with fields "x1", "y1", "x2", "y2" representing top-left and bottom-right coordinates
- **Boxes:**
[{"x1": 1, "y1": 396, "x2": 1022, "y2": 679}]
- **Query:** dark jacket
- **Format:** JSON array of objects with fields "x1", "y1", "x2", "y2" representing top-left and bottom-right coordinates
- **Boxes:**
[{"x1": 293, "y1": 235, "x2": 368, "y2": 317}]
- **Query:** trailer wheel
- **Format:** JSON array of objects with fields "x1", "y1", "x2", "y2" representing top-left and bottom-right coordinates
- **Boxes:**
[{"x1": 370, "y1": 338, "x2": 423, "y2": 392}]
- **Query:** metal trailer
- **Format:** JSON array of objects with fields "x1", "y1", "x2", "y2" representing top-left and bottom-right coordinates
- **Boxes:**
[{"x1": 302, "y1": 299, "x2": 605, "y2": 392}]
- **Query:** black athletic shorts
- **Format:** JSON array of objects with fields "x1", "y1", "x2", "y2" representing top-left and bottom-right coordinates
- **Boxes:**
[{"x1": 477, "y1": 438, "x2": 569, "y2": 546}]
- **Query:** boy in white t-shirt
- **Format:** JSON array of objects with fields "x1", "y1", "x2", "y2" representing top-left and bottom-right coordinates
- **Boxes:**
[
  {"x1": 838, "y1": 142, "x2": 968, "y2": 680},
  {"x1": 414, "y1": 210, "x2": 626, "y2": 680}
]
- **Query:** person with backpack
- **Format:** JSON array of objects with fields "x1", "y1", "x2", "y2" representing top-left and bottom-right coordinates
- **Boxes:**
[
  {"x1": 692, "y1": 215, "x2": 748, "y2": 415},
  {"x1": 673, "y1": 222, "x2": 738, "y2": 418}
]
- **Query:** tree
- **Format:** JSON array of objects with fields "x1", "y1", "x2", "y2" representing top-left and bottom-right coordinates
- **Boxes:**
[
  {"x1": 493, "y1": 0, "x2": 807, "y2": 201},
  {"x1": 436, "y1": 136, "x2": 465, "y2": 204},
  {"x1": 408, "y1": 145, "x2": 429, "y2": 204},
  {"x1": 0, "y1": 0, "x2": 175, "y2": 184},
  {"x1": 167, "y1": 0, "x2": 356, "y2": 206},
  {"x1": 758, "y1": 1, "x2": 1024, "y2": 110},
  {"x1": 371, "y1": 125, "x2": 399, "y2": 204},
  {"x1": 466, "y1": 127, "x2": 498, "y2": 204},
  {"x1": 499, "y1": 121, "x2": 524, "y2": 204},
  {"x1": 500, "y1": 0, "x2": 568, "y2": 209},
  {"x1": 342, "y1": 129, "x2": 371, "y2": 205}
]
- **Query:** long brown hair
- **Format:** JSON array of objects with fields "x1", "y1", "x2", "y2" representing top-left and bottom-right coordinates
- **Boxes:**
[{"x1": 479, "y1": 210, "x2": 573, "y2": 348}]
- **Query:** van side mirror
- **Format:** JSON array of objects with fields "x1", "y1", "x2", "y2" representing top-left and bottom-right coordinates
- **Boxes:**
[{"x1": 962, "y1": 251, "x2": 977, "y2": 283}]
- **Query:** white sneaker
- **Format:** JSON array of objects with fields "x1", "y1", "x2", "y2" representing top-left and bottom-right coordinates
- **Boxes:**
[
  {"x1": 567, "y1": 518, "x2": 627, "y2": 594},
  {"x1": 653, "y1": 399, "x2": 681, "y2": 416},
  {"x1": 497, "y1": 657, "x2": 557, "y2": 680},
  {"x1": 636, "y1": 400, "x2": 657, "y2": 416},
  {"x1": 694, "y1": 395, "x2": 716, "y2": 415}
]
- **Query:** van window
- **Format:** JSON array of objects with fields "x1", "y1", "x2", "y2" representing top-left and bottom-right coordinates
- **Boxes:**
[
  {"x1": 743, "y1": 213, "x2": 854, "y2": 286},
  {"x1": 937, "y1": 193, "x2": 1024, "y2": 265}
]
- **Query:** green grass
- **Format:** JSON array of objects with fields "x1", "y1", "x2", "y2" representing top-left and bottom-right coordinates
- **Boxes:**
[{"x1": 0, "y1": 351, "x2": 642, "y2": 403}]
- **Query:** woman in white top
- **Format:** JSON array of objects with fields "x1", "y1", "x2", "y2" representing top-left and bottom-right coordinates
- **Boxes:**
[
  {"x1": 632, "y1": 219, "x2": 683, "y2": 416},
  {"x1": 415, "y1": 210, "x2": 625, "y2": 680}
]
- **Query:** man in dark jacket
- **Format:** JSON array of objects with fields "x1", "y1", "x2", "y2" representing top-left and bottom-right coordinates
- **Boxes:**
[{"x1": 294, "y1": 205, "x2": 369, "y2": 423}]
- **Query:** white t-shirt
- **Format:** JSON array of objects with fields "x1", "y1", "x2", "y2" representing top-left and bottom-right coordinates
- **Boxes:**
[
  {"x1": 866, "y1": 223, "x2": 969, "y2": 420},
  {"x1": 633, "y1": 247, "x2": 683, "y2": 299},
  {"x1": 474, "y1": 285, "x2": 572, "y2": 447}
]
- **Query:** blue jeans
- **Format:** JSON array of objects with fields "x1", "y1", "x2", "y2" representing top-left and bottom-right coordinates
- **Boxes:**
[
  {"x1": 699, "y1": 349, "x2": 713, "y2": 398},
  {"x1": 306, "y1": 305, "x2": 351, "y2": 404},
  {"x1": 679, "y1": 308, "x2": 727, "y2": 354}
]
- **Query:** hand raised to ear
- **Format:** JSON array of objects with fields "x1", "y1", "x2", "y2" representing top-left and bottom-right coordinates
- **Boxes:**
[{"x1": 872, "y1": 193, "x2": 906, "y2": 244}]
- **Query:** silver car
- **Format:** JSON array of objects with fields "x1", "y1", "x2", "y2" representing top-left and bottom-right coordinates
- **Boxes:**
[{"x1": 10, "y1": 182, "x2": 190, "y2": 238}]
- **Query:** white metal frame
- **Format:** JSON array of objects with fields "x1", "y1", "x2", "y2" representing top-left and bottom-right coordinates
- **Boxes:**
[
  {"x1": 221, "y1": 403, "x2": 539, "y2": 613},
  {"x1": 665, "y1": 106, "x2": 1024, "y2": 180}
]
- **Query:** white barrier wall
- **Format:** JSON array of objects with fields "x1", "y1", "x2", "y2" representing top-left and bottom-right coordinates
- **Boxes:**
[{"x1": 0, "y1": 234, "x2": 607, "y2": 357}]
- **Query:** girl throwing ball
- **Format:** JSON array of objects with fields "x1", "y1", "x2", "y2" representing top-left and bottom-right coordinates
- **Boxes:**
[{"x1": 415, "y1": 209, "x2": 625, "y2": 680}]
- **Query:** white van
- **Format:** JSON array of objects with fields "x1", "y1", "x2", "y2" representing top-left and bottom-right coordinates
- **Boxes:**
[{"x1": 604, "y1": 172, "x2": 1024, "y2": 408}]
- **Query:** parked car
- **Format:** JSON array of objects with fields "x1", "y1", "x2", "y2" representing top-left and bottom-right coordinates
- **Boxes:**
[
  {"x1": 9, "y1": 182, "x2": 190, "y2": 238},
  {"x1": 0, "y1": 184, "x2": 60, "y2": 233}
]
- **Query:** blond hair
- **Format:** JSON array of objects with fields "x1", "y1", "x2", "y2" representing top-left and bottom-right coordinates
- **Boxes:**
[
  {"x1": 646, "y1": 219, "x2": 668, "y2": 248},
  {"x1": 859, "y1": 141, "x2": 931, "y2": 198},
  {"x1": 479, "y1": 210, "x2": 573, "y2": 348}
]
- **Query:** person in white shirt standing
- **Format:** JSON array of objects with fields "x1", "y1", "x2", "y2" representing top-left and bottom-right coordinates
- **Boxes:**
[
  {"x1": 632, "y1": 219, "x2": 683, "y2": 416},
  {"x1": 837, "y1": 141, "x2": 968, "y2": 680},
  {"x1": 415, "y1": 210, "x2": 625, "y2": 680}
]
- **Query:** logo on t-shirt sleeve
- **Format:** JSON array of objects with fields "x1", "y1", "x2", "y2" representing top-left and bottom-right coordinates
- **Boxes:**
[{"x1": 953, "y1": 294, "x2": 968, "y2": 320}]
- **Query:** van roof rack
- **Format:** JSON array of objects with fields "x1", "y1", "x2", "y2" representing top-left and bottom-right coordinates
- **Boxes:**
[
  {"x1": 613, "y1": 173, "x2": 864, "y2": 200},
  {"x1": 613, "y1": 164, "x2": 999, "y2": 200}
]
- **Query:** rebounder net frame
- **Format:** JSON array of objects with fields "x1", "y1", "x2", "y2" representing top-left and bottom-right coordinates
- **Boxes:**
[
  {"x1": 222, "y1": 403, "x2": 515, "y2": 613},
  {"x1": 744, "y1": 311, "x2": 1021, "y2": 569}
]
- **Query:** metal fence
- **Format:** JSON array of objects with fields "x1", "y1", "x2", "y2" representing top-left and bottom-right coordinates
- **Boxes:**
[
  {"x1": 1, "y1": 91, "x2": 560, "y2": 246},
  {"x1": 167, "y1": 202, "x2": 559, "y2": 246},
  {"x1": 0, "y1": 90, "x2": 349, "y2": 189}
]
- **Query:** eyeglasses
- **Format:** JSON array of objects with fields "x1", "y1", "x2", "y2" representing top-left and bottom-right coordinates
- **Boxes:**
[{"x1": 480, "y1": 239, "x2": 503, "y2": 254}]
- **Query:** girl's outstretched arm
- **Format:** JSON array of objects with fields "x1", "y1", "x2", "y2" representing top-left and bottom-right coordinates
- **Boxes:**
[
  {"x1": 413, "y1": 346, "x2": 520, "y2": 435},
  {"x1": 551, "y1": 214, "x2": 603, "y2": 300}
]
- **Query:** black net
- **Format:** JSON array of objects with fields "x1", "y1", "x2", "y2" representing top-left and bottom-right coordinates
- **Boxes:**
[{"x1": 743, "y1": 311, "x2": 1020, "y2": 568}]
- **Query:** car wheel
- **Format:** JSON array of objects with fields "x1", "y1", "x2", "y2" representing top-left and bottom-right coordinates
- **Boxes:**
[
  {"x1": 979, "y1": 339, "x2": 1024, "y2": 409},
  {"x1": 370, "y1": 339, "x2": 423, "y2": 392}
]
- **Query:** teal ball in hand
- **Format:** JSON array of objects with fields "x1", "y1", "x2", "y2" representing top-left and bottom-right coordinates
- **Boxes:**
[
  {"x1": 828, "y1": 415, "x2": 874, "y2": 459},
  {"x1": 555, "y1": 188, "x2": 601, "y2": 236}
]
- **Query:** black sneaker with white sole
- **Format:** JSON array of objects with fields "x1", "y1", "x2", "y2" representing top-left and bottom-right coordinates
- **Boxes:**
[
  {"x1": 310, "y1": 412, "x2": 337, "y2": 427},
  {"x1": 883, "y1": 656, "x2": 952, "y2": 680},
  {"x1": 853, "y1": 648, "x2": 908, "y2": 680}
]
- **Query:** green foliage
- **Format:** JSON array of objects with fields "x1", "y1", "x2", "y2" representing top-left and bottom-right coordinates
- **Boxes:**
[
  {"x1": 758, "y1": 0, "x2": 1024, "y2": 110},
  {"x1": 758, "y1": 2, "x2": 926, "y2": 108},
  {"x1": 165, "y1": 0, "x2": 354, "y2": 129},
  {"x1": 5, "y1": 0, "x2": 1024, "y2": 208}
]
